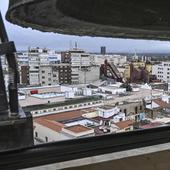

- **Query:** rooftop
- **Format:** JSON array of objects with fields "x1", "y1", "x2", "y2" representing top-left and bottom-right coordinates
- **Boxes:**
[
  {"x1": 64, "y1": 125, "x2": 92, "y2": 133},
  {"x1": 140, "y1": 122, "x2": 164, "y2": 129},
  {"x1": 34, "y1": 118, "x2": 65, "y2": 132},
  {"x1": 98, "y1": 105, "x2": 115, "y2": 110},
  {"x1": 153, "y1": 99, "x2": 170, "y2": 109},
  {"x1": 106, "y1": 89, "x2": 163, "y2": 105},
  {"x1": 34, "y1": 108, "x2": 96, "y2": 135},
  {"x1": 115, "y1": 120, "x2": 134, "y2": 129},
  {"x1": 23, "y1": 96, "x2": 101, "y2": 112},
  {"x1": 36, "y1": 109, "x2": 91, "y2": 122}
]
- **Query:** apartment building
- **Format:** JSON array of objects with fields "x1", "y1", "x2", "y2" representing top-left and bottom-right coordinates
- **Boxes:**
[
  {"x1": 40, "y1": 65, "x2": 58, "y2": 86},
  {"x1": 19, "y1": 65, "x2": 30, "y2": 85},
  {"x1": 152, "y1": 62, "x2": 170, "y2": 83},
  {"x1": 17, "y1": 52, "x2": 29, "y2": 65},
  {"x1": 58, "y1": 64, "x2": 72, "y2": 85},
  {"x1": 39, "y1": 64, "x2": 71, "y2": 86},
  {"x1": 62, "y1": 49, "x2": 100, "y2": 84},
  {"x1": 17, "y1": 48, "x2": 62, "y2": 86},
  {"x1": 92, "y1": 54, "x2": 127, "y2": 66},
  {"x1": 28, "y1": 48, "x2": 40, "y2": 85}
]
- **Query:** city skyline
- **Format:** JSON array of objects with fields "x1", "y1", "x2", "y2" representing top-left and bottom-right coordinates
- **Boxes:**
[{"x1": 2, "y1": 1, "x2": 170, "y2": 53}]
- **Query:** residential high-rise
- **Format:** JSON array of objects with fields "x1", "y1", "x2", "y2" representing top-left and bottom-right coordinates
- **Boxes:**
[{"x1": 152, "y1": 62, "x2": 170, "y2": 83}]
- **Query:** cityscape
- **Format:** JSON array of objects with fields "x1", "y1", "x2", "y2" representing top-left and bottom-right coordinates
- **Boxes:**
[
  {"x1": 3, "y1": 1, "x2": 170, "y2": 169},
  {"x1": 2, "y1": 45, "x2": 170, "y2": 144}
]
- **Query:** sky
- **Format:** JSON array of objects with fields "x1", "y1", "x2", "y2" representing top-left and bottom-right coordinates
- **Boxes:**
[{"x1": 1, "y1": 1, "x2": 170, "y2": 53}]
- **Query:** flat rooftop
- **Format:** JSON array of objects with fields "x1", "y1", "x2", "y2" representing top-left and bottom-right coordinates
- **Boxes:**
[
  {"x1": 64, "y1": 125, "x2": 92, "y2": 133},
  {"x1": 23, "y1": 96, "x2": 102, "y2": 112},
  {"x1": 34, "y1": 118, "x2": 65, "y2": 132},
  {"x1": 107, "y1": 89, "x2": 164, "y2": 105},
  {"x1": 34, "y1": 108, "x2": 95, "y2": 122},
  {"x1": 115, "y1": 120, "x2": 134, "y2": 129},
  {"x1": 34, "y1": 108, "x2": 96, "y2": 134},
  {"x1": 98, "y1": 105, "x2": 115, "y2": 110}
]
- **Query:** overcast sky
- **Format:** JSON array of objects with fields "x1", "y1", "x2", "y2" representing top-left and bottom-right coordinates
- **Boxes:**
[{"x1": 1, "y1": 1, "x2": 170, "y2": 53}]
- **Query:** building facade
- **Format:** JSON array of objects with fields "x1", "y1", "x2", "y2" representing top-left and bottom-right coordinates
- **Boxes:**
[
  {"x1": 62, "y1": 49, "x2": 100, "y2": 84},
  {"x1": 152, "y1": 62, "x2": 170, "y2": 83}
]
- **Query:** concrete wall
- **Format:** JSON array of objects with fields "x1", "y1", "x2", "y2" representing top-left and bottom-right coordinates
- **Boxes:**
[
  {"x1": 79, "y1": 66, "x2": 100, "y2": 84},
  {"x1": 118, "y1": 101, "x2": 144, "y2": 115},
  {"x1": 25, "y1": 143, "x2": 170, "y2": 170},
  {"x1": 65, "y1": 148, "x2": 170, "y2": 170}
]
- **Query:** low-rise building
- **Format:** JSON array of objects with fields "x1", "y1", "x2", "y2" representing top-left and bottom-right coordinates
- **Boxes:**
[
  {"x1": 114, "y1": 120, "x2": 134, "y2": 132},
  {"x1": 34, "y1": 109, "x2": 97, "y2": 143},
  {"x1": 146, "y1": 97, "x2": 170, "y2": 119}
]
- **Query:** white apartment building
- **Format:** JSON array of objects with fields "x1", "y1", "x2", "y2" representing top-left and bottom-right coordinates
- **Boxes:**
[
  {"x1": 152, "y1": 62, "x2": 170, "y2": 83},
  {"x1": 39, "y1": 65, "x2": 59, "y2": 86},
  {"x1": 92, "y1": 54, "x2": 127, "y2": 66},
  {"x1": 28, "y1": 49, "x2": 40, "y2": 85},
  {"x1": 39, "y1": 53, "x2": 61, "y2": 65},
  {"x1": 16, "y1": 47, "x2": 61, "y2": 86},
  {"x1": 17, "y1": 52, "x2": 29, "y2": 65},
  {"x1": 70, "y1": 49, "x2": 100, "y2": 84}
]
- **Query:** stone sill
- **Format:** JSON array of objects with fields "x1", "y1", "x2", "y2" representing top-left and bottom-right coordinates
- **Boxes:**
[{"x1": 25, "y1": 142, "x2": 170, "y2": 170}]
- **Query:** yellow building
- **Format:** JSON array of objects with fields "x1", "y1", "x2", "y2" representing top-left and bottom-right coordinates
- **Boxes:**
[{"x1": 123, "y1": 61, "x2": 152, "y2": 81}]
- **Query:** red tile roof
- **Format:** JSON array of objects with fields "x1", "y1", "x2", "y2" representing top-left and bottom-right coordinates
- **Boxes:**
[
  {"x1": 64, "y1": 125, "x2": 92, "y2": 133},
  {"x1": 34, "y1": 108, "x2": 95, "y2": 132},
  {"x1": 153, "y1": 99, "x2": 170, "y2": 109},
  {"x1": 115, "y1": 120, "x2": 134, "y2": 129},
  {"x1": 34, "y1": 118, "x2": 65, "y2": 132},
  {"x1": 140, "y1": 122, "x2": 163, "y2": 129},
  {"x1": 42, "y1": 109, "x2": 93, "y2": 121}
]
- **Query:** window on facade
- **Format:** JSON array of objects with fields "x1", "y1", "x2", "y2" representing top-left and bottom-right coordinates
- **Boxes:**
[
  {"x1": 124, "y1": 109, "x2": 127, "y2": 115},
  {"x1": 135, "y1": 107, "x2": 138, "y2": 114},
  {"x1": 45, "y1": 137, "x2": 48, "y2": 143},
  {"x1": 140, "y1": 106, "x2": 142, "y2": 110},
  {"x1": 35, "y1": 132, "x2": 38, "y2": 138}
]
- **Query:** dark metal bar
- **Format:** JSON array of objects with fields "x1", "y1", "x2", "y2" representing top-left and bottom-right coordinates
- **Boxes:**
[
  {"x1": 0, "y1": 11, "x2": 19, "y2": 116},
  {"x1": 0, "y1": 41, "x2": 16, "y2": 56},
  {"x1": 0, "y1": 59, "x2": 8, "y2": 117},
  {"x1": 6, "y1": 51, "x2": 19, "y2": 115},
  {"x1": 1, "y1": 125, "x2": 170, "y2": 170},
  {"x1": 0, "y1": 12, "x2": 9, "y2": 118},
  {"x1": 0, "y1": 12, "x2": 9, "y2": 43}
]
